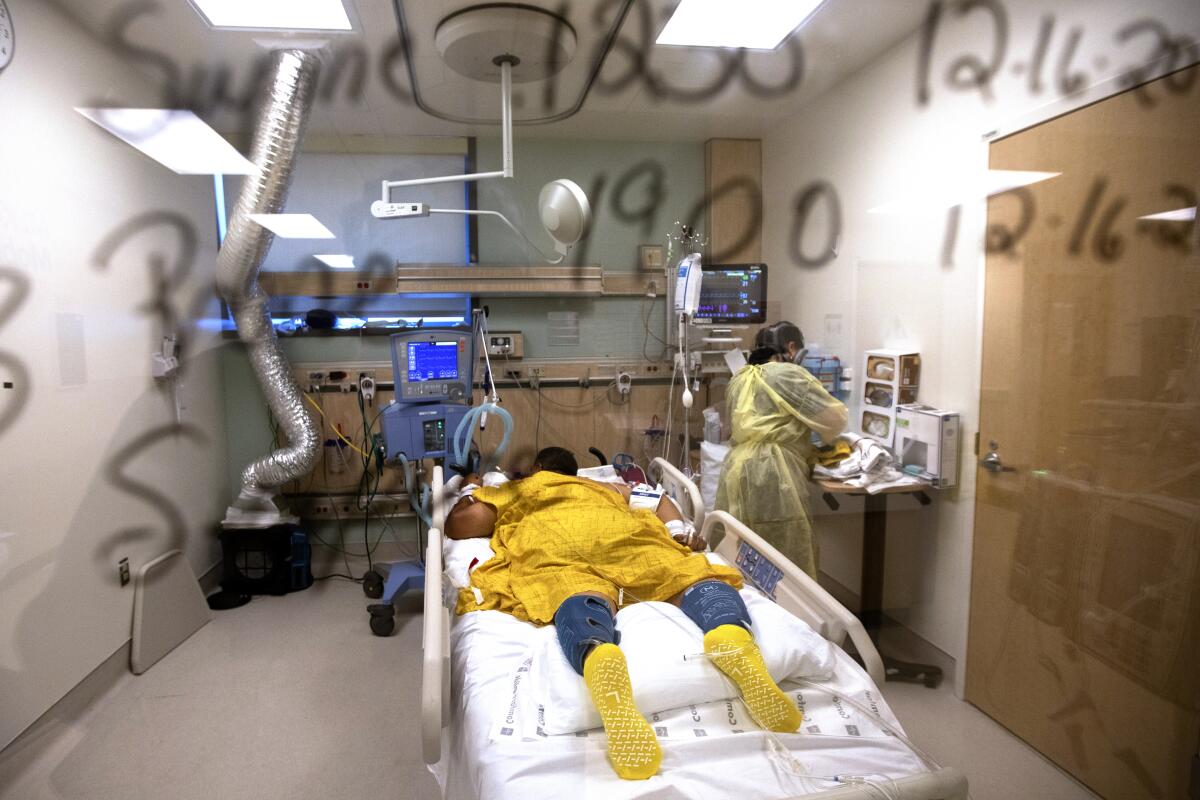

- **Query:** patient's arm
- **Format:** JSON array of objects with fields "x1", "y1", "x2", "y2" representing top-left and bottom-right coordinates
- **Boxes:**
[
  {"x1": 445, "y1": 497, "x2": 498, "y2": 540},
  {"x1": 655, "y1": 495, "x2": 683, "y2": 524}
]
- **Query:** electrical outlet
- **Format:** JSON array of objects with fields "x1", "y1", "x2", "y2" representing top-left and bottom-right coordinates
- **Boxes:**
[
  {"x1": 529, "y1": 366, "x2": 544, "y2": 389},
  {"x1": 118, "y1": 557, "x2": 130, "y2": 586}
]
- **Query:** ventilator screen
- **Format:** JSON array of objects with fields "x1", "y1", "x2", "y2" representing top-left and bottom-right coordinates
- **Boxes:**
[{"x1": 406, "y1": 341, "x2": 460, "y2": 382}]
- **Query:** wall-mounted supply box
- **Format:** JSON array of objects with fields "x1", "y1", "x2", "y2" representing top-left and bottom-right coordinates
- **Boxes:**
[
  {"x1": 864, "y1": 349, "x2": 921, "y2": 386},
  {"x1": 860, "y1": 348, "x2": 920, "y2": 445},
  {"x1": 896, "y1": 403, "x2": 960, "y2": 488}
]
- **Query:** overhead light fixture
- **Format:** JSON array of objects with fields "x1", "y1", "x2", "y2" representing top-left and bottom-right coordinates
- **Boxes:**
[
  {"x1": 314, "y1": 254, "x2": 355, "y2": 269},
  {"x1": 189, "y1": 0, "x2": 351, "y2": 31},
  {"x1": 370, "y1": 5, "x2": 592, "y2": 264},
  {"x1": 655, "y1": 0, "x2": 825, "y2": 50},
  {"x1": 248, "y1": 214, "x2": 335, "y2": 239},
  {"x1": 1138, "y1": 207, "x2": 1196, "y2": 222},
  {"x1": 374, "y1": 180, "x2": 592, "y2": 265},
  {"x1": 869, "y1": 170, "x2": 1061, "y2": 215},
  {"x1": 75, "y1": 108, "x2": 254, "y2": 175}
]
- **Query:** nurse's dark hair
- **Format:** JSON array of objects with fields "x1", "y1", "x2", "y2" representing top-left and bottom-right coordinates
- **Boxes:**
[
  {"x1": 754, "y1": 321, "x2": 804, "y2": 352},
  {"x1": 747, "y1": 347, "x2": 779, "y2": 365},
  {"x1": 534, "y1": 446, "x2": 578, "y2": 476}
]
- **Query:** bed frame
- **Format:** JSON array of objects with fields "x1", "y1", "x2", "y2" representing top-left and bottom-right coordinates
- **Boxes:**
[{"x1": 420, "y1": 463, "x2": 968, "y2": 799}]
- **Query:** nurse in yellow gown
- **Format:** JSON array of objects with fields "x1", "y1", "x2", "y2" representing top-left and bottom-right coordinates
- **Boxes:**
[{"x1": 717, "y1": 322, "x2": 848, "y2": 580}]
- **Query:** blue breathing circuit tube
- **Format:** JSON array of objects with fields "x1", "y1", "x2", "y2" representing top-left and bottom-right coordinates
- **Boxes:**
[
  {"x1": 396, "y1": 454, "x2": 433, "y2": 528},
  {"x1": 452, "y1": 402, "x2": 513, "y2": 475}
]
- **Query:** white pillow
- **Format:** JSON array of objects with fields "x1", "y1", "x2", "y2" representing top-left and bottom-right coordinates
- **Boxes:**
[{"x1": 530, "y1": 588, "x2": 835, "y2": 735}]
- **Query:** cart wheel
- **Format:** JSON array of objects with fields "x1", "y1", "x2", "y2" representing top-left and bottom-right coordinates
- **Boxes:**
[
  {"x1": 369, "y1": 613, "x2": 395, "y2": 637},
  {"x1": 362, "y1": 570, "x2": 384, "y2": 599}
]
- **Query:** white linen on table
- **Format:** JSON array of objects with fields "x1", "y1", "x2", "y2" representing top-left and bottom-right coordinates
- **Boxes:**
[{"x1": 431, "y1": 603, "x2": 930, "y2": 800}]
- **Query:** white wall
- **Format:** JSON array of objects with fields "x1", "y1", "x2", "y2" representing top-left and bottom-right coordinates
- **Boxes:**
[
  {"x1": 763, "y1": 0, "x2": 1200, "y2": 686},
  {"x1": 0, "y1": 0, "x2": 229, "y2": 748}
]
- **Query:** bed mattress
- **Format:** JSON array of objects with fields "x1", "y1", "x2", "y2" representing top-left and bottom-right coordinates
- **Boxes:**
[{"x1": 429, "y1": 592, "x2": 931, "y2": 800}]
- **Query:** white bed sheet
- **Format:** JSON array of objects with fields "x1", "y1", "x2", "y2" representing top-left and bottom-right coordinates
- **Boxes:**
[{"x1": 430, "y1": 598, "x2": 931, "y2": 800}]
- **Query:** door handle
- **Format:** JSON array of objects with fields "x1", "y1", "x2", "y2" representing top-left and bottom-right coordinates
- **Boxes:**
[{"x1": 980, "y1": 440, "x2": 1016, "y2": 473}]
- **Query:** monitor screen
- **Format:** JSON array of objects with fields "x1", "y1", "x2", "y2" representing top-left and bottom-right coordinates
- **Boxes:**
[
  {"x1": 696, "y1": 264, "x2": 767, "y2": 324},
  {"x1": 407, "y1": 341, "x2": 460, "y2": 382}
]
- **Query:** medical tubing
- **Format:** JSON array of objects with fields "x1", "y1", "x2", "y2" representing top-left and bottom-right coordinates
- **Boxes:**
[
  {"x1": 397, "y1": 454, "x2": 433, "y2": 528},
  {"x1": 216, "y1": 49, "x2": 322, "y2": 493},
  {"x1": 792, "y1": 676, "x2": 942, "y2": 772},
  {"x1": 451, "y1": 403, "x2": 512, "y2": 473}
]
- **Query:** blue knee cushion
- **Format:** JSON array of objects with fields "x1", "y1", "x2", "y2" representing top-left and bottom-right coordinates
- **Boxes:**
[
  {"x1": 555, "y1": 595, "x2": 620, "y2": 676},
  {"x1": 679, "y1": 581, "x2": 751, "y2": 633}
]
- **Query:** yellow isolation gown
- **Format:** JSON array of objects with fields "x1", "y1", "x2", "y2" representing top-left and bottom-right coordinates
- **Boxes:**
[
  {"x1": 456, "y1": 471, "x2": 742, "y2": 624},
  {"x1": 717, "y1": 363, "x2": 848, "y2": 579}
]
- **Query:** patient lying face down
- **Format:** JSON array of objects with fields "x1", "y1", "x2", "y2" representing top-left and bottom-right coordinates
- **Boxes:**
[{"x1": 445, "y1": 446, "x2": 803, "y2": 780}]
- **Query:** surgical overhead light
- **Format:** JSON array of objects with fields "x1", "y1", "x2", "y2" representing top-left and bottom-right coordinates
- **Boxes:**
[
  {"x1": 656, "y1": 0, "x2": 826, "y2": 50},
  {"x1": 372, "y1": 180, "x2": 592, "y2": 265},
  {"x1": 370, "y1": 4, "x2": 592, "y2": 264}
]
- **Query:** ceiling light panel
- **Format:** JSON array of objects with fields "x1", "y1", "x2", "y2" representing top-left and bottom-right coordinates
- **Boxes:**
[
  {"x1": 75, "y1": 108, "x2": 254, "y2": 175},
  {"x1": 249, "y1": 214, "x2": 336, "y2": 238},
  {"x1": 656, "y1": 0, "x2": 825, "y2": 50},
  {"x1": 189, "y1": 0, "x2": 352, "y2": 31},
  {"x1": 1138, "y1": 207, "x2": 1196, "y2": 222},
  {"x1": 314, "y1": 254, "x2": 356, "y2": 269}
]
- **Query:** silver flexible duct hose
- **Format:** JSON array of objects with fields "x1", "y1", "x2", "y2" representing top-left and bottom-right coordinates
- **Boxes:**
[{"x1": 217, "y1": 50, "x2": 321, "y2": 499}]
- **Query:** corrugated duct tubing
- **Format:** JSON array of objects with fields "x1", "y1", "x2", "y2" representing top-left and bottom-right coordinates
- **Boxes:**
[{"x1": 216, "y1": 49, "x2": 322, "y2": 513}]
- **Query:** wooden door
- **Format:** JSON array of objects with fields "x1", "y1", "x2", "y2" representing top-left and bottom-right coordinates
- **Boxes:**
[{"x1": 966, "y1": 66, "x2": 1200, "y2": 799}]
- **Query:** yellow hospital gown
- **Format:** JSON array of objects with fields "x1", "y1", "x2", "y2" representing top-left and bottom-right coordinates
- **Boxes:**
[
  {"x1": 717, "y1": 363, "x2": 848, "y2": 579},
  {"x1": 456, "y1": 471, "x2": 742, "y2": 624}
]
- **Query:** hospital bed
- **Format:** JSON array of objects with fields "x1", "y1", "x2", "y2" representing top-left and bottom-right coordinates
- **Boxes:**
[{"x1": 419, "y1": 459, "x2": 968, "y2": 799}]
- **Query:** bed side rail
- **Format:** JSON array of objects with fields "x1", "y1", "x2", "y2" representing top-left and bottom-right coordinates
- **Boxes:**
[
  {"x1": 701, "y1": 510, "x2": 885, "y2": 685},
  {"x1": 422, "y1": 465, "x2": 450, "y2": 765},
  {"x1": 432, "y1": 463, "x2": 447, "y2": 531},
  {"x1": 650, "y1": 457, "x2": 704, "y2": 531}
]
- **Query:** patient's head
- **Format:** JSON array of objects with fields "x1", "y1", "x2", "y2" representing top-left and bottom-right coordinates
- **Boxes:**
[{"x1": 532, "y1": 446, "x2": 578, "y2": 476}]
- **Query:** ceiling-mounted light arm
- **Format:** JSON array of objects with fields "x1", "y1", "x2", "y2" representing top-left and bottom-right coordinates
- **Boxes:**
[
  {"x1": 375, "y1": 59, "x2": 514, "y2": 204},
  {"x1": 370, "y1": 178, "x2": 591, "y2": 264},
  {"x1": 430, "y1": 207, "x2": 565, "y2": 264},
  {"x1": 497, "y1": 56, "x2": 514, "y2": 180}
]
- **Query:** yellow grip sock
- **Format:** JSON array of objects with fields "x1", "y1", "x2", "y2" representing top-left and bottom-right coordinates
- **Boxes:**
[
  {"x1": 704, "y1": 624, "x2": 802, "y2": 733},
  {"x1": 583, "y1": 643, "x2": 662, "y2": 780}
]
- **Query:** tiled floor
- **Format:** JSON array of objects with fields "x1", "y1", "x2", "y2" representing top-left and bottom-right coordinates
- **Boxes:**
[{"x1": 1, "y1": 576, "x2": 1097, "y2": 800}]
